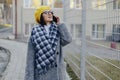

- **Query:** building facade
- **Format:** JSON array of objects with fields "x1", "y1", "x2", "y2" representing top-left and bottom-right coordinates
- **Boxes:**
[
  {"x1": 13, "y1": 0, "x2": 120, "y2": 41},
  {"x1": 64, "y1": 0, "x2": 120, "y2": 41},
  {"x1": 0, "y1": 0, "x2": 12, "y2": 25},
  {"x1": 12, "y1": 0, "x2": 64, "y2": 39}
]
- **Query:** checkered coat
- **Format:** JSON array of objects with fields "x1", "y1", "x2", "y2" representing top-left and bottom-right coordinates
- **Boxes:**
[{"x1": 25, "y1": 23, "x2": 72, "y2": 80}]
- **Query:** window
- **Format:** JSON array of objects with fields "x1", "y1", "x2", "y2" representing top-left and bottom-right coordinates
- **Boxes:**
[
  {"x1": 92, "y1": 0, "x2": 106, "y2": 10},
  {"x1": 54, "y1": 0, "x2": 63, "y2": 8},
  {"x1": 70, "y1": 24, "x2": 74, "y2": 37},
  {"x1": 0, "y1": 4, "x2": 4, "y2": 24},
  {"x1": 24, "y1": 0, "x2": 63, "y2": 8},
  {"x1": 24, "y1": 0, "x2": 31, "y2": 8},
  {"x1": 70, "y1": 0, "x2": 74, "y2": 9},
  {"x1": 47, "y1": 0, "x2": 63, "y2": 8},
  {"x1": 47, "y1": 0, "x2": 53, "y2": 8},
  {"x1": 76, "y1": 0, "x2": 82, "y2": 9},
  {"x1": 112, "y1": 24, "x2": 120, "y2": 41},
  {"x1": 31, "y1": 0, "x2": 42, "y2": 8},
  {"x1": 70, "y1": 0, "x2": 82, "y2": 9},
  {"x1": 25, "y1": 23, "x2": 29, "y2": 35},
  {"x1": 70, "y1": 24, "x2": 82, "y2": 39},
  {"x1": 75, "y1": 24, "x2": 82, "y2": 38},
  {"x1": 113, "y1": 0, "x2": 120, "y2": 9},
  {"x1": 24, "y1": 23, "x2": 35, "y2": 36},
  {"x1": 97, "y1": 24, "x2": 105, "y2": 38},
  {"x1": 24, "y1": 0, "x2": 42, "y2": 8},
  {"x1": 92, "y1": 24, "x2": 96, "y2": 38},
  {"x1": 119, "y1": 0, "x2": 120, "y2": 9},
  {"x1": 92, "y1": 24, "x2": 105, "y2": 39}
]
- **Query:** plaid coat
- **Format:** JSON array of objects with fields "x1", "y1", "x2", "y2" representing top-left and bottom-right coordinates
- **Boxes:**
[{"x1": 25, "y1": 23, "x2": 72, "y2": 80}]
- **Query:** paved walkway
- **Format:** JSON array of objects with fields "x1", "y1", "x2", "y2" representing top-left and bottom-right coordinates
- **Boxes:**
[
  {"x1": 0, "y1": 39, "x2": 27, "y2": 80},
  {"x1": 0, "y1": 39, "x2": 70, "y2": 80},
  {"x1": 0, "y1": 28, "x2": 13, "y2": 39}
]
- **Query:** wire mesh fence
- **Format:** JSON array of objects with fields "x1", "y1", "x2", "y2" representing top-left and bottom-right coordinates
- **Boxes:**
[{"x1": 63, "y1": 0, "x2": 120, "y2": 80}]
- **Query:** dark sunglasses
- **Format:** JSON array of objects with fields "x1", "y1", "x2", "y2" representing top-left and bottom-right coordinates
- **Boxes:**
[{"x1": 43, "y1": 11, "x2": 53, "y2": 14}]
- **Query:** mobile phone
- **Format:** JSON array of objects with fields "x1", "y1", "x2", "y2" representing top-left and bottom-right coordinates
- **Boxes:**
[{"x1": 53, "y1": 16, "x2": 57, "y2": 23}]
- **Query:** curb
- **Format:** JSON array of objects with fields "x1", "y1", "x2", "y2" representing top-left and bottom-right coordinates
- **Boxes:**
[
  {"x1": 0, "y1": 28, "x2": 12, "y2": 32},
  {"x1": 0, "y1": 47, "x2": 11, "y2": 80}
]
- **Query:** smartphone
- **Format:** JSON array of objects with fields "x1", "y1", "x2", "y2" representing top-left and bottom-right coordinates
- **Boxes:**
[{"x1": 53, "y1": 16, "x2": 58, "y2": 23}]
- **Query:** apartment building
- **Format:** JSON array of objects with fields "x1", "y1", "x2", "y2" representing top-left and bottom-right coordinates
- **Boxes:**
[
  {"x1": 13, "y1": 0, "x2": 120, "y2": 41},
  {"x1": 12, "y1": 0, "x2": 64, "y2": 39},
  {"x1": 0, "y1": 0, "x2": 12, "y2": 25},
  {"x1": 65, "y1": 0, "x2": 120, "y2": 41}
]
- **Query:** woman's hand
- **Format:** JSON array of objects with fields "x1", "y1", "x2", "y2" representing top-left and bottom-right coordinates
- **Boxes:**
[{"x1": 55, "y1": 16, "x2": 60, "y2": 25}]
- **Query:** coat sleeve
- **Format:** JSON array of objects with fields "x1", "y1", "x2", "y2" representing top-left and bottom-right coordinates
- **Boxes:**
[
  {"x1": 24, "y1": 38, "x2": 35, "y2": 80},
  {"x1": 58, "y1": 23, "x2": 72, "y2": 46}
]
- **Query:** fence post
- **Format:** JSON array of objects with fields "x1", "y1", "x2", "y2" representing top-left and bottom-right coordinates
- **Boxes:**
[
  {"x1": 63, "y1": 0, "x2": 66, "y2": 22},
  {"x1": 21, "y1": 6, "x2": 24, "y2": 41},
  {"x1": 81, "y1": 0, "x2": 87, "y2": 80}
]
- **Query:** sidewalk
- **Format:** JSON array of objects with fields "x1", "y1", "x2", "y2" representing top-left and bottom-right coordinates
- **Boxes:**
[
  {"x1": 0, "y1": 39, "x2": 27, "y2": 80},
  {"x1": 0, "y1": 39, "x2": 71, "y2": 80}
]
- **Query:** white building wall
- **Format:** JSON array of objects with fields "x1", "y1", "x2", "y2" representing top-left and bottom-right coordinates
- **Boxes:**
[
  {"x1": 15, "y1": 0, "x2": 120, "y2": 40},
  {"x1": 15, "y1": 0, "x2": 64, "y2": 38},
  {"x1": 65, "y1": 0, "x2": 120, "y2": 40}
]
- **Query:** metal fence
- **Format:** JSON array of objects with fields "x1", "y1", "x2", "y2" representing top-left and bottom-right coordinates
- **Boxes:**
[{"x1": 63, "y1": 0, "x2": 120, "y2": 80}]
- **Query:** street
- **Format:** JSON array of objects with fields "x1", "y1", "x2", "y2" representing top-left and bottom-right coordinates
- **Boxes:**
[
  {"x1": 0, "y1": 27, "x2": 13, "y2": 39},
  {"x1": 0, "y1": 39, "x2": 27, "y2": 80}
]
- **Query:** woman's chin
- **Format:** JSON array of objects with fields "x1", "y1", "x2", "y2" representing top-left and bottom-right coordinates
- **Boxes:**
[{"x1": 47, "y1": 19, "x2": 53, "y2": 22}]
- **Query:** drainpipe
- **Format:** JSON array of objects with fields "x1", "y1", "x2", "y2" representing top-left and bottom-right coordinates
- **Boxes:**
[
  {"x1": 15, "y1": 0, "x2": 17, "y2": 39},
  {"x1": 41, "y1": 0, "x2": 43, "y2": 5}
]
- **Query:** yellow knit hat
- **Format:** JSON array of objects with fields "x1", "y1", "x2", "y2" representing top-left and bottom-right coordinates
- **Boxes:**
[{"x1": 34, "y1": 6, "x2": 51, "y2": 23}]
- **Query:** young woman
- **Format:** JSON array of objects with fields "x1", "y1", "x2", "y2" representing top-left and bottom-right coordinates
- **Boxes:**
[{"x1": 25, "y1": 6, "x2": 72, "y2": 80}]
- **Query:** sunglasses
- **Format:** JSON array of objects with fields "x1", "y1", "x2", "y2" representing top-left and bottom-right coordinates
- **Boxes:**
[{"x1": 43, "y1": 11, "x2": 53, "y2": 14}]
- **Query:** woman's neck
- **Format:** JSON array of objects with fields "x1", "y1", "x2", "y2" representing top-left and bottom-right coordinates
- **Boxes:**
[{"x1": 46, "y1": 22, "x2": 51, "y2": 25}]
